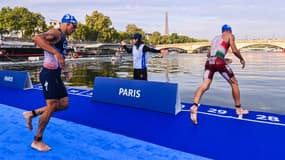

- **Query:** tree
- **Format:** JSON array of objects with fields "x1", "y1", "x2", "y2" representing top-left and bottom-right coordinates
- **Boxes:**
[
  {"x1": 0, "y1": 7, "x2": 14, "y2": 34},
  {"x1": 71, "y1": 23, "x2": 93, "y2": 41},
  {"x1": 118, "y1": 31, "x2": 131, "y2": 41},
  {"x1": 125, "y1": 24, "x2": 142, "y2": 34},
  {"x1": 0, "y1": 6, "x2": 46, "y2": 39},
  {"x1": 85, "y1": 11, "x2": 117, "y2": 42},
  {"x1": 148, "y1": 31, "x2": 161, "y2": 45},
  {"x1": 0, "y1": 7, "x2": 207, "y2": 43},
  {"x1": 0, "y1": 28, "x2": 9, "y2": 39},
  {"x1": 124, "y1": 24, "x2": 145, "y2": 43}
]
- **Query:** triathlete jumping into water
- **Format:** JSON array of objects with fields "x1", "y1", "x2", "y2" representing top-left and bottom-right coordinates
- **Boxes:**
[{"x1": 190, "y1": 24, "x2": 249, "y2": 125}]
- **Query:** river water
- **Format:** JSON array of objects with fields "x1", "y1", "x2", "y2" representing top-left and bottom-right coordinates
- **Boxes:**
[{"x1": 1, "y1": 52, "x2": 284, "y2": 115}]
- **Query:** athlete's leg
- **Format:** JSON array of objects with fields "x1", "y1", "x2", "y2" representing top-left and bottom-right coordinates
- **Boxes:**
[
  {"x1": 193, "y1": 78, "x2": 212, "y2": 105},
  {"x1": 23, "y1": 99, "x2": 68, "y2": 131},
  {"x1": 229, "y1": 76, "x2": 240, "y2": 105},
  {"x1": 190, "y1": 78, "x2": 212, "y2": 124},
  {"x1": 217, "y1": 60, "x2": 248, "y2": 116},
  {"x1": 229, "y1": 76, "x2": 248, "y2": 115},
  {"x1": 57, "y1": 96, "x2": 69, "y2": 111},
  {"x1": 31, "y1": 99, "x2": 58, "y2": 152},
  {"x1": 23, "y1": 106, "x2": 46, "y2": 130},
  {"x1": 23, "y1": 93, "x2": 68, "y2": 130}
]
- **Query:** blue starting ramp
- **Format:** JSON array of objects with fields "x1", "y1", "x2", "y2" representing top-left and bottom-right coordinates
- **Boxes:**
[
  {"x1": 0, "y1": 85, "x2": 285, "y2": 160},
  {"x1": 92, "y1": 77, "x2": 181, "y2": 115},
  {"x1": 0, "y1": 70, "x2": 32, "y2": 90}
]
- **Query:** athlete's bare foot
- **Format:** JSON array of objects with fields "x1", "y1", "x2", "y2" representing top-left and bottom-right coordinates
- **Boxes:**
[
  {"x1": 31, "y1": 141, "x2": 51, "y2": 152},
  {"x1": 236, "y1": 108, "x2": 249, "y2": 119},
  {"x1": 23, "y1": 111, "x2": 33, "y2": 131},
  {"x1": 190, "y1": 105, "x2": 198, "y2": 125},
  {"x1": 236, "y1": 108, "x2": 249, "y2": 115}
]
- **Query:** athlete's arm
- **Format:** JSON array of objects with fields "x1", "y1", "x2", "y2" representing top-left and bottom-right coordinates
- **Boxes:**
[
  {"x1": 207, "y1": 48, "x2": 210, "y2": 57},
  {"x1": 143, "y1": 45, "x2": 160, "y2": 53},
  {"x1": 229, "y1": 34, "x2": 245, "y2": 68},
  {"x1": 143, "y1": 45, "x2": 168, "y2": 56},
  {"x1": 122, "y1": 45, "x2": 132, "y2": 54},
  {"x1": 33, "y1": 29, "x2": 61, "y2": 47},
  {"x1": 32, "y1": 29, "x2": 65, "y2": 68},
  {"x1": 121, "y1": 41, "x2": 132, "y2": 54}
]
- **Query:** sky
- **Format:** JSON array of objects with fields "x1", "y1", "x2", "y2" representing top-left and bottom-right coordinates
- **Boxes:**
[{"x1": 2, "y1": 0, "x2": 285, "y2": 40}]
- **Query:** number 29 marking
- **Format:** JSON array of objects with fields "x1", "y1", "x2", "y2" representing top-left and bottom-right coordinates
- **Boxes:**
[{"x1": 208, "y1": 108, "x2": 227, "y2": 115}]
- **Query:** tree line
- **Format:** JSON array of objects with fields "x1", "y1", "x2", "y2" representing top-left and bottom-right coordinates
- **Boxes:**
[{"x1": 0, "y1": 6, "x2": 208, "y2": 44}]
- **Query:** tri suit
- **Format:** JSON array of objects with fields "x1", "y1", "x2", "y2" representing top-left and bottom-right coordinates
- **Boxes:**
[
  {"x1": 204, "y1": 35, "x2": 234, "y2": 81},
  {"x1": 40, "y1": 29, "x2": 68, "y2": 99}
]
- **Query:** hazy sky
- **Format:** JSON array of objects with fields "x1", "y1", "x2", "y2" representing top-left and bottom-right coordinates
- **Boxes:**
[{"x1": 2, "y1": 0, "x2": 285, "y2": 40}]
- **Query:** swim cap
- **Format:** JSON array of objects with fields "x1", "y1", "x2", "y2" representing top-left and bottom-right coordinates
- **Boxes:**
[
  {"x1": 61, "y1": 14, "x2": 77, "y2": 25},
  {"x1": 131, "y1": 33, "x2": 142, "y2": 40},
  {"x1": 221, "y1": 24, "x2": 232, "y2": 33}
]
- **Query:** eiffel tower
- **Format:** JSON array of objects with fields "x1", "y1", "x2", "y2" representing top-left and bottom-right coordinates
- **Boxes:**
[{"x1": 164, "y1": 12, "x2": 169, "y2": 35}]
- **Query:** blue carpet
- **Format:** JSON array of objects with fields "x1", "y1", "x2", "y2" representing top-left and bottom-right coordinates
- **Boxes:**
[
  {"x1": 1, "y1": 85, "x2": 285, "y2": 160},
  {"x1": 0, "y1": 104, "x2": 210, "y2": 160}
]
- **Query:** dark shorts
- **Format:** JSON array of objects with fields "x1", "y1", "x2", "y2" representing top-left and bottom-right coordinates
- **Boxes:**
[
  {"x1": 203, "y1": 57, "x2": 234, "y2": 81},
  {"x1": 133, "y1": 68, "x2": 147, "y2": 80},
  {"x1": 40, "y1": 67, "x2": 67, "y2": 99}
]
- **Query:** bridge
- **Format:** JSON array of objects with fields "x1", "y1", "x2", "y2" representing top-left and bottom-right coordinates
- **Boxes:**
[{"x1": 155, "y1": 39, "x2": 285, "y2": 53}]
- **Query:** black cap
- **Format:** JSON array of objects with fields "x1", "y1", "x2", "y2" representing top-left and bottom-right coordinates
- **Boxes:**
[{"x1": 131, "y1": 33, "x2": 142, "y2": 40}]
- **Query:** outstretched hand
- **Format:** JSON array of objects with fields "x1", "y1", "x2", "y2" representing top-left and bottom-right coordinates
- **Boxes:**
[
  {"x1": 121, "y1": 40, "x2": 127, "y2": 46},
  {"x1": 160, "y1": 49, "x2": 168, "y2": 56},
  {"x1": 240, "y1": 59, "x2": 245, "y2": 69}
]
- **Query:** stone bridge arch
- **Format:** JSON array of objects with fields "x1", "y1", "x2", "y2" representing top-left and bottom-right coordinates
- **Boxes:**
[
  {"x1": 156, "y1": 39, "x2": 285, "y2": 53},
  {"x1": 236, "y1": 42, "x2": 285, "y2": 50}
]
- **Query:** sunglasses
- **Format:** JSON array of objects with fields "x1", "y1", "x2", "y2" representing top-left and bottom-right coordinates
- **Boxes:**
[{"x1": 70, "y1": 23, "x2": 77, "y2": 29}]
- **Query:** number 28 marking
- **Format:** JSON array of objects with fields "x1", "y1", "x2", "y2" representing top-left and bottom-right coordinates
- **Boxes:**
[
  {"x1": 207, "y1": 108, "x2": 281, "y2": 123},
  {"x1": 256, "y1": 115, "x2": 280, "y2": 122}
]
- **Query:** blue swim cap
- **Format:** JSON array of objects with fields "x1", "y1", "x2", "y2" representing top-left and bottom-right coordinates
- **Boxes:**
[
  {"x1": 131, "y1": 33, "x2": 142, "y2": 40},
  {"x1": 61, "y1": 14, "x2": 77, "y2": 25},
  {"x1": 221, "y1": 24, "x2": 232, "y2": 33}
]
